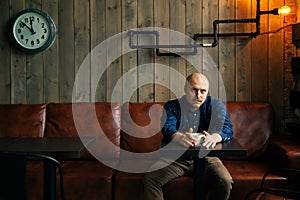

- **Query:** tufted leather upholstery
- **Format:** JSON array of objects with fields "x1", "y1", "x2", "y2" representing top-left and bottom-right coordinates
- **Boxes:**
[
  {"x1": 0, "y1": 104, "x2": 46, "y2": 137},
  {"x1": 0, "y1": 102, "x2": 299, "y2": 200},
  {"x1": 120, "y1": 102, "x2": 164, "y2": 153},
  {"x1": 45, "y1": 102, "x2": 121, "y2": 159},
  {"x1": 226, "y1": 102, "x2": 274, "y2": 159},
  {"x1": 44, "y1": 102, "x2": 121, "y2": 200}
]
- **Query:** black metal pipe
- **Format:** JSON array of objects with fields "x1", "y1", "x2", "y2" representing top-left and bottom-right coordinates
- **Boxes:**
[{"x1": 128, "y1": 0, "x2": 270, "y2": 56}]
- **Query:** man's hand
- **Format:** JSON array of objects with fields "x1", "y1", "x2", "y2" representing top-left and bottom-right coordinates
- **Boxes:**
[
  {"x1": 202, "y1": 130, "x2": 222, "y2": 148},
  {"x1": 172, "y1": 128, "x2": 196, "y2": 147}
]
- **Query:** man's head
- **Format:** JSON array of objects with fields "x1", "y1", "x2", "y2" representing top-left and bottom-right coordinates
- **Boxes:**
[{"x1": 184, "y1": 72, "x2": 209, "y2": 111}]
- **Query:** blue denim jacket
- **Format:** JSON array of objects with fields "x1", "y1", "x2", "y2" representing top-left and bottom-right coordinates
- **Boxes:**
[{"x1": 161, "y1": 96, "x2": 233, "y2": 142}]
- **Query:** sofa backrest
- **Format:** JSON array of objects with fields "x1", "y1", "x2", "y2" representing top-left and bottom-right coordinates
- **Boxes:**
[
  {"x1": 45, "y1": 102, "x2": 121, "y2": 159},
  {"x1": 0, "y1": 104, "x2": 46, "y2": 137},
  {"x1": 121, "y1": 101, "x2": 274, "y2": 160},
  {"x1": 0, "y1": 101, "x2": 273, "y2": 160},
  {"x1": 226, "y1": 102, "x2": 274, "y2": 159},
  {"x1": 120, "y1": 102, "x2": 164, "y2": 154}
]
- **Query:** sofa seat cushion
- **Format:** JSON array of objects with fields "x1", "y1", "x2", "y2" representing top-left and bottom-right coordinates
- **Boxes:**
[
  {"x1": 252, "y1": 192, "x2": 294, "y2": 200},
  {"x1": 0, "y1": 104, "x2": 46, "y2": 137},
  {"x1": 114, "y1": 172, "x2": 145, "y2": 200},
  {"x1": 269, "y1": 136, "x2": 300, "y2": 192},
  {"x1": 223, "y1": 160, "x2": 287, "y2": 200},
  {"x1": 26, "y1": 161, "x2": 44, "y2": 200},
  {"x1": 269, "y1": 135, "x2": 300, "y2": 169},
  {"x1": 61, "y1": 160, "x2": 115, "y2": 200},
  {"x1": 163, "y1": 176, "x2": 194, "y2": 200},
  {"x1": 114, "y1": 159, "x2": 160, "y2": 200}
]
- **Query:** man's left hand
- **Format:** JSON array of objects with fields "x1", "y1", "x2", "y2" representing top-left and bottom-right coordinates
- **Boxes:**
[{"x1": 202, "y1": 131, "x2": 222, "y2": 148}]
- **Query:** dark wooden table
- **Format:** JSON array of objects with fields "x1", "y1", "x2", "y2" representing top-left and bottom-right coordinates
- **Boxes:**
[
  {"x1": 0, "y1": 137, "x2": 95, "y2": 200},
  {"x1": 161, "y1": 138, "x2": 247, "y2": 200}
]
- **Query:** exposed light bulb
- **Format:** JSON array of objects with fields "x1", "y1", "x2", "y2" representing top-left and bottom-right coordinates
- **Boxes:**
[{"x1": 278, "y1": 6, "x2": 291, "y2": 16}]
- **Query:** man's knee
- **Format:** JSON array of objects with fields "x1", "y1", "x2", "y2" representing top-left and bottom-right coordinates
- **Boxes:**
[{"x1": 144, "y1": 172, "x2": 163, "y2": 188}]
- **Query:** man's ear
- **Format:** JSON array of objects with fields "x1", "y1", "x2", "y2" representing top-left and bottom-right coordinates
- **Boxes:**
[{"x1": 183, "y1": 84, "x2": 188, "y2": 94}]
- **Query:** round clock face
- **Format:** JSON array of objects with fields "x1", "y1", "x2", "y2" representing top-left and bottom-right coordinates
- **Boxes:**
[{"x1": 11, "y1": 9, "x2": 56, "y2": 53}]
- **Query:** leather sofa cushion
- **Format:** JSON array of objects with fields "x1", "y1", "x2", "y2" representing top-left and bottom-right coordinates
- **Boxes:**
[
  {"x1": 163, "y1": 176, "x2": 194, "y2": 200},
  {"x1": 269, "y1": 136, "x2": 300, "y2": 192},
  {"x1": 114, "y1": 172, "x2": 145, "y2": 200},
  {"x1": 27, "y1": 160, "x2": 117, "y2": 200},
  {"x1": 223, "y1": 160, "x2": 287, "y2": 200},
  {"x1": 226, "y1": 102, "x2": 274, "y2": 159},
  {"x1": 45, "y1": 102, "x2": 121, "y2": 159},
  {"x1": 270, "y1": 135, "x2": 300, "y2": 169},
  {"x1": 27, "y1": 161, "x2": 44, "y2": 200},
  {"x1": 60, "y1": 160, "x2": 115, "y2": 200},
  {"x1": 121, "y1": 102, "x2": 164, "y2": 153},
  {"x1": 0, "y1": 104, "x2": 46, "y2": 137}
]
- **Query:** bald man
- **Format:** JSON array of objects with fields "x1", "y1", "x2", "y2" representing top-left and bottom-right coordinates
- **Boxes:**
[{"x1": 144, "y1": 72, "x2": 233, "y2": 200}]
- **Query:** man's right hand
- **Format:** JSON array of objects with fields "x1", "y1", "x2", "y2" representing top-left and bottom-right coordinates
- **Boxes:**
[{"x1": 172, "y1": 128, "x2": 196, "y2": 147}]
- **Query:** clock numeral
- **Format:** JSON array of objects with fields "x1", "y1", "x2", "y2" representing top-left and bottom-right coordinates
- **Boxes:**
[
  {"x1": 25, "y1": 39, "x2": 28, "y2": 44},
  {"x1": 30, "y1": 16, "x2": 34, "y2": 22},
  {"x1": 41, "y1": 23, "x2": 45, "y2": 28},
  {"x1": 41, "y1": 35, "x2": 45, "y2": 40},
  {"x1": 43, "y1": 28, "x2": 47, "y2": 33},
  {"x1": 36, "y1": 39, "x2": 40, "y2": 44},
  {"x1": 20, "y1": 35, "x2": 24, "y2": 40},
  {"x1": 24, "y1": 18, "x2": 28, "y2": 23},
  {"x1": 31, "y1": 40, "x2": 34, "y2": 46},
  {"x1": 19, "y1": 23, "x2": 24, "y2": 28},
  {"x1": 37, "y1": 18, "x2": 40, "y2": 23},
  {"x1": 18, "y1": 29, "x2": 21, "y2": 34}
]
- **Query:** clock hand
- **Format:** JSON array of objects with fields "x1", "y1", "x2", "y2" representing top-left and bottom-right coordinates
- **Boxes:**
[
  {"x1": 21, "y1": 21, "x2": 36, "y2": 35},
  {"x1": 29, "y1": 18, "x2": 36, "y2": 35}
]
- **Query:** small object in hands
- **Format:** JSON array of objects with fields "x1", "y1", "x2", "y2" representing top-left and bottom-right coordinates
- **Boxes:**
[{"x1": 192, "y1": 133, "x2": 206, "y2": 147}]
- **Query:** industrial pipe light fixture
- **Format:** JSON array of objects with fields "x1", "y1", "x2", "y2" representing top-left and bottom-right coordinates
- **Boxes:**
[
  {"x1": 259, "y1": 5, "x2": 290, "y2": 15},
  {"x1": 127, "y1": 0, "x2": 291, "y2": 56}
]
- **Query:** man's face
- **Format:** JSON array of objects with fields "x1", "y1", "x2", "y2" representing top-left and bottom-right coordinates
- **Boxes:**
[{"x1": 184, "y1": 75, "x2": 209, "y2": 111}]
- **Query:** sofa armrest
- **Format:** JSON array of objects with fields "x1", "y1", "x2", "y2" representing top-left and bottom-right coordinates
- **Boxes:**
[{"x1": 269, "y1": 135, "x2": 300, "y2": 169}]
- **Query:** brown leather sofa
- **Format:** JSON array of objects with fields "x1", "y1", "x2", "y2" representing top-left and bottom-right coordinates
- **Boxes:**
[{"x1": 0, "y1": 102, "x2": 299, "y2": 200}]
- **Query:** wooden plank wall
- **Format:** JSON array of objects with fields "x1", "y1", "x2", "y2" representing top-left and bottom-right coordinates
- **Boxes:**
[{"x1": 0, "y1": 0, "x2": 286, "y2": 132}]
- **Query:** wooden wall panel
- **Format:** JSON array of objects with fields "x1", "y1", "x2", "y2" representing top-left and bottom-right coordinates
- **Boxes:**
[
  {"x1": 235, "y1": 0, "x2": 252, "y2": 101},
  {"x1": 251, "y1": 0, "x2": 268, "y2": 102},
  {"x1": 25, "y1": 0, "x2": 43, "y2": 104},
  {"x1": 0, "y1": 0, "x2": 290, "y2": 133},
  {"x1": 186, "y1": 0, "x2": 202, "y2": 77},
  {"x1": 74, "y1": 0, "x2": 90, "y2": 102},
  {"x1": 269, "y1": 0, "x2": 284, "y2": 133},
  {"x1": 122, "y1": 0, "x2": 137, "y2": 102},
  {"x1": 219, "y1": 0, "x2": 235, "y2": 101},
  {"x1": 203, "y1": 0, "x2": 219, "y2": 99},
  {"x1": 43, "y1": 0, "x2": 59, "y2": 103},
  {"x1": 154, "y1": 0, "x2": 170, "y2": 102},
  {"x1": 90, "y1": 0, "x2": 106, "y2": 102},
  {"x1": 0, "y1": 0, "x2": 11, "y2": 103},
  {"x1": 247, "y1": 0, "x2": 271, "y2": 103},
  {"x1": 106, "y1": 0, "x2": 121, "y2": 102},
  {"x1": 137, "y1": 0, "x2": 154, "y2": 102},
  {"x1": 58, "y1": 0, "x2": 74, "y2": 102},
  {"x1": 10, "y1": 0, "x2": 27, "y2": 104},
  {"x1": 169, "y1": 0, "x2": 186, "y2": 99}
]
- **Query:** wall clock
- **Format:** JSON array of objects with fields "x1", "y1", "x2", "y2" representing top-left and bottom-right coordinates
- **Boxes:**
[{"x1": 11, "y1": 8, "x2": 56, "y2": 54}]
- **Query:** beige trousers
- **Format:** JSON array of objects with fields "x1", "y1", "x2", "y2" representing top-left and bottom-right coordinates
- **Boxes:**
[{"x1": 144, "y1": 157, "x2": 233, "y2": 200}]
